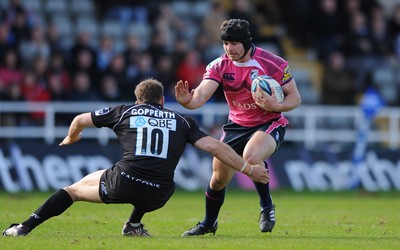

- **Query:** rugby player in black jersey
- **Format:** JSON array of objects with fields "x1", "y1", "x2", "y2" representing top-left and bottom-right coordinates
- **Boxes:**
[{"x1": 3, "y1": 78, "x2": 269, "y2": 237}]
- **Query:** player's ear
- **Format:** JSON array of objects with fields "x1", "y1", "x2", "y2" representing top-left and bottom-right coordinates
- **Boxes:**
[{"x1": 161, "y1": 96, "x2": 165, "y2": 106}]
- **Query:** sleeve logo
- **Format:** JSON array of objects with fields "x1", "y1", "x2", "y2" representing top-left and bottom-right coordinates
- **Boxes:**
[{"x1": 95, "y1": 108, "x2": 110, "y2": 116}]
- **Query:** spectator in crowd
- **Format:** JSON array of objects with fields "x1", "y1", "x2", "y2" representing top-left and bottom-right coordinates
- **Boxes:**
[
  {"x1": 0, "y1": 23, "x2": 15, "y2": 59},
  {"x1": 202, "y1": 2, "x2": 228, "y2": 45},
  {"x1": 170, "y1": 37, "x2": 189, "y2": 70},
  {"x1": 388, "y1": 4, "x2": 400, "y2": 38},
  {"x1": 146, "y1": 31, "x2": 169, "y2": 63},
  {"x1": 48, "y1": 51, "x2": 72, "y2": 93},
  {"x1": 130, "y1": 51, "x2": 157, "y2": 85},
  {"x1": 102, "y1": 53, "x2": 130, "y2": 100},
  {"x1": 228, "y1": 0, "x2": 260, "y2": 42},
  {"x1": 21, "y1": 69, "x2": 49, "y2": 101},
  {"x1": 337, "y1": 0, "x2": 363, "y2": 35},
  {"x1": 19, "y1": 25, "x2": 50, "y2": 64},
  {"x1": 47, "y1": 73, "x2": 69, "y2": 101},
  {"x1": 9, "y1": 8, "x2": 29, "y2": 40},
  {"x1": 0, "y1": 80, "x2": 25, "y2": 126},
  {"x1": 388, "y1": 4, "x2": 400, "y2": 57},
  {"x1": 343, "y1": 11, "x2": 371, "y2": 57},
  {"x1": 69, "y1": 31, "x2": 97, "y2": 73},
  {"x1": 68, "y1": 72, "x2": 99, "y2": 101},
  {"x1": 123, "y1": 34, "x2": 142, "y2": 68},
  {"x1": 155, "y1": 53, "x2": 177, "y2": 102},
  {"x1": 194, "y1": 32, "x2": 222, "y2": 65},
  {"x1": 343, "y1": 11, "x2": 375, "y2": 92},
  {"x1": 275, "y1": 0, "x2": 313, "y2": 47},
  {"x1": 20, "y1": 69, "x2": 50, "y2": 124},
  {"x1": 31, "y1": 55, "x2": 48, "y2": 88},
  {"x1": 97, "y1": 35, "x2": 115, "y2": 72},
  {"x1": 309, "y1": 0, "x2": 343, "y2": 61},
  {"x1": 99, "y1": 75, "x2": 123, "y2": 101},
  {"x1": 152, "y1": 3, "x2": 185, "y2": 52},
  {"x1": 69, "y1": 48, "x2": 99, "y2": 90},
  {"x1": 369, "y1": 10, "x2": 394, "y2": 58},
  {"x1": 5, "y1": 0, "x2": 26, "y2": 23},
  {"x1": 0, "y1": 47, "x2": 22, "y2": 97},
  {"x1": 175, "y1": 50, "x2": 206, "y2": 91},
  {"x1": 46, "y1": 23, "x2": 66, "y2": 55},
  {"x1": 321, "y1": 51, "x2": 357, "y2": 105}
]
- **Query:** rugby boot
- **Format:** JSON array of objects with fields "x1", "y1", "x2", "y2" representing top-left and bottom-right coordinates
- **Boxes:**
[
  {"x1": 2, "y1": 223, "x2": 30, "y2": 237},
  {"x1": 122, "y1": 222, "x2": 150, "y2": 237},
  {"x1": 182, "y1": 221, "x2": 218, "y2": 236},
  {"x1": 259, "y1": 204, "x2": 276, "y2": 233}
]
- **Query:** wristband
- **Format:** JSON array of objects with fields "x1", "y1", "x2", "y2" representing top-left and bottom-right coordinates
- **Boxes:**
[
  {"x1": 248, "y1": 165, "x2": 254, "y2": 176},
  {"x1": 240, "y1": 162, "x2": 248, "y2": 172}
]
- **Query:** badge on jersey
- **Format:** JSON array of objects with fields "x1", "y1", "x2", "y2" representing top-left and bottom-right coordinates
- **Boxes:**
[
  {"x1": 282, "y1": 65, "x2": 293, "y2": 83},
  {"x1": 94, "y1": 108, "x2": 110, "y2": 116},
  {"x1": 250, "y1": 69, "x2": 259, "y2": 81}
]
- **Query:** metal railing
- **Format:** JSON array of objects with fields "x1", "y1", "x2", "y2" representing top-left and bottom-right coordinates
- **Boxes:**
[{"x1": 1, "y1": 101, "x2": 399, "y2": 149}]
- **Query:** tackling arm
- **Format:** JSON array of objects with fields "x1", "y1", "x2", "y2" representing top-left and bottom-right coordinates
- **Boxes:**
[{"x1": 194, "y1": 136, "x2": 270, "y2": 183}]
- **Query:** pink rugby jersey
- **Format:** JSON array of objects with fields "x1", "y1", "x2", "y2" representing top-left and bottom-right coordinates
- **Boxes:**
[{"x1": 204, "y1": 46, "x2": 293, "y2": 127}]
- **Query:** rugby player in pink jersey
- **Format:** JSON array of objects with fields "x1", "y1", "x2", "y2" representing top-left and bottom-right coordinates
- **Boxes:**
[{"x1": 176, "y1": 19, "x2": 301, "y2": 235}]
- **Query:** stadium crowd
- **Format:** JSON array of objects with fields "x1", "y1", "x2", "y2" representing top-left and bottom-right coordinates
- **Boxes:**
[{"x1": 0, "y1": 0, "x2": 400, "y2": 119}]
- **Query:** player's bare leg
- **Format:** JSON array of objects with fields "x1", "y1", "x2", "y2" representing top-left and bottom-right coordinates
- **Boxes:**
[
  {"x1": 244, "y1": 131, "x2": 277, "y2": 233},
  {"x1": 3, "y1": 170, "x2": 105, "y2": 237}
]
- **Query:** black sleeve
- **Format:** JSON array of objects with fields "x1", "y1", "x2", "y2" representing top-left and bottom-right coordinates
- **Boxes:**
[
  {"x1": 91, "y1": 105, "x2": 124, "y2": 129},
  {"x1": 184, "y1": 115, "x2": 208, "y2": 145}
]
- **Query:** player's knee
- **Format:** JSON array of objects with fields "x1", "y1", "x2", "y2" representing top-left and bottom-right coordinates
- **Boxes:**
[
  {"x1": 210, "y1": 175, "x2": 230, "y2": 189},
  {"x1": 244, "y1": 155, "x2": 262, "y2": 166},
  {"x1": 63, "y1": 187, "x2": 78, "y2": 201}
]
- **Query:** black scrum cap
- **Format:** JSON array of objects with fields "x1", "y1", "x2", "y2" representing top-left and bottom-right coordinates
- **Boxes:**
[{"x1": 220, "y1": 19, "x2": 252, "y2": 56}]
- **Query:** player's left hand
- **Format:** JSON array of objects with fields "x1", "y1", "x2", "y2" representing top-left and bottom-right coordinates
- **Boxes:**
[
  {"x1": 252, "y1": 88, "x2": 280, "y2": 112},
  {"x1": 175, "y1": 80, "x2": 194, "y2": 105},
  {"x1": 59, "y1": 133, "x2": 81, "y2": 146},
  {"x1": 248, "y1": 164, "x2": 270, "y2": 183}
]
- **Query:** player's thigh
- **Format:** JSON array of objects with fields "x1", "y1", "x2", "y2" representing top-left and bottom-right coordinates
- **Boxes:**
[
  {"x1": 64, "y1": 169, "x2": 106, "y2": 202},
  {"x1": 210, "y1": 157, "x2": 237, "y2": 189},
  {"x1": 243, "y1": 131, "x2": 276, "y2": 164}
]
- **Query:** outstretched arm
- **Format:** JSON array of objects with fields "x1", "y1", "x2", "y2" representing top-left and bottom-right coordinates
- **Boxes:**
[
  {"x1": 175, "y1": 79, "x2": 219, "y2": 109},
  {"x1": 194, "y1": 136, "x2": 270, "y2": 183},
  {"x1": 59, "y1": 112, "x2": 94, "y2": 146}
]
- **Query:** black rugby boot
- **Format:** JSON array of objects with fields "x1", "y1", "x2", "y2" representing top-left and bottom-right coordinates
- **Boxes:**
[
  {"x1": 260, "y1": 204, "x2": 276, "y2": 233},
  {"x1": 182, "y1": 222, "x2": 218, "y2": 236}
]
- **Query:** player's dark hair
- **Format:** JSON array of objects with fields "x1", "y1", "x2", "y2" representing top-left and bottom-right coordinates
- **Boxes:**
[
  {"x1": 134, "y1": 78, "x2": 164, "y2": 104},
  {"x1": 220, "y1": 19, "x2": 252, "y2": 58}
]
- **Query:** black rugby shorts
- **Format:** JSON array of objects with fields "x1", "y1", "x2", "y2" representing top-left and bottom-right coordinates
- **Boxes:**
[
  {"x1": 221, "y1": 118, "x2": 286, "y2": 155},
  {"x1": 99, "y1": 165, "x2": 175, "y2": 212}
]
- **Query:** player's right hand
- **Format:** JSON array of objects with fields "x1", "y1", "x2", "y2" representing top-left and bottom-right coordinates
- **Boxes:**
[
  {"x1": 59, "y1": 133, "x2": 81, "y2": 146},
  {"x1": 175, "y1": 80, "x2": 193, "y2": 105},
  {"x1": 248, "y1": 164, "x2": 270, "y2": 184}
]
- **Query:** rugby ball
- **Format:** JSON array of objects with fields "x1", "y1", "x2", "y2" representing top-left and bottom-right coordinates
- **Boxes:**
[{"x1": 251, "y1": 75, "x2": 284, "y2": 102}]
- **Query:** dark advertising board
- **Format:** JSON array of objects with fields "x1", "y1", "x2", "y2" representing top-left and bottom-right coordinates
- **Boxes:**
[{"x1": 0, "y1": 141, "x2": 399, "y2": 192}]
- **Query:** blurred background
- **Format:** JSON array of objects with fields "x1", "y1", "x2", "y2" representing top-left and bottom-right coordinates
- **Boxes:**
[{"x1": 0, "y1": 0, "x2": 399, "y2": 193}]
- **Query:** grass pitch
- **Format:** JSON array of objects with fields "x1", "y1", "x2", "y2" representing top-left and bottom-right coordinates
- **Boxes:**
[{"x1": 0, "y1": 190, "x2": 399, "y2": 250}]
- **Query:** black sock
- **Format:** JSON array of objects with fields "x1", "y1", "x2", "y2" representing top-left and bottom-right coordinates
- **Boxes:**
[
  {"x1": 202, "y1": 184, "x2": 225, "y2": 228},
  {"x1": 253, "y1": 161, "x2": 273, "y2": 210},
  {"x1": 128, "y1": 208, "x2": 145, "y2": 224},
  {"x1": 22, "y1": 189, "x2": 73, "y2": 231}
]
